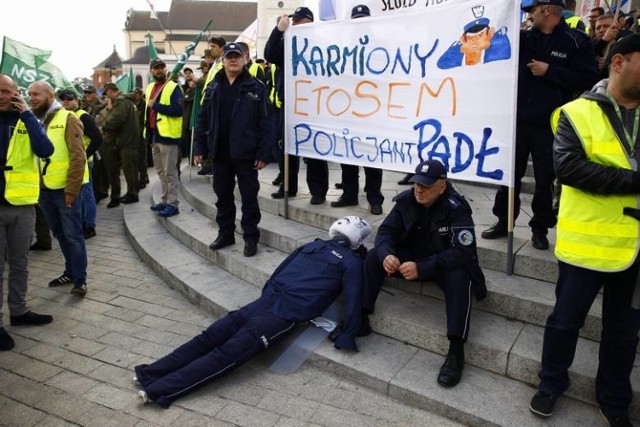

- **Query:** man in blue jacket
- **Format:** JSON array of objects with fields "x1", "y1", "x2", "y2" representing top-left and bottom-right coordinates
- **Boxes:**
[
  {"x1": 362, "y1": 159, "x2": 486, "y2": 388},
  {"x1": 481, "y1": 0, "x2": 598, "y2": 250},
  {"x1": 194, "y1": 43, "x2": 274, "y2": 257},
  {"x1": 133, "y1": 216, "x2": 371, "y2": 408}
]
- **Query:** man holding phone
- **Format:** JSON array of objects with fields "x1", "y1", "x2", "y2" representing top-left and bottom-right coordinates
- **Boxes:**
[{"x1": 0, "y1": 74, "x2": 55, "y2": 350}]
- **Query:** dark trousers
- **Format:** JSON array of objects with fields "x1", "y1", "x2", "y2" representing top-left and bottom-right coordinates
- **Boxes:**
[
  {"x1": 101, "y1": 143, "x2": 139, "y2": 198},
  {"x1": 134, "y1": 296, "x2": 296, "y2": 408},
  {"x1": 306, "y1": 158, "x2": 328, "y2": 197},
  {"x1": 492, "y1": 123, "x2": 556, "y2": 231},
  {"x1": 340, "y1": 164, "x2": 384, "y2": 205},
  {"x1": 212, "y1": 158, "x2": 261, "y2": 243},
  {"x1": 91, "y1": 154, "x2": 109, "y2": 199},
  {"x1": 538, "y1": 261, "x2": 640, "y2": 416},
  {"x1": 363, "y1": 248, "x2": 472, "y2": 340},
  {"x1": 34, "y1": 204, "x2": 51, "y2": 246},
  {"x1": 276, "y1": 153, "x2": 299, "y2": 195},
  {"x1": 138, "y1": 140, "x2": 148, "y2": 181}
]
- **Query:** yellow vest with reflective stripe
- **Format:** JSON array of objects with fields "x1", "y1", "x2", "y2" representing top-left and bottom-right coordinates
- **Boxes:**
[
  {"x1": 248, "y1": 62, "x2": 262, "y2": 78},
  {"x1": 200, "y1": 61, "x2": 224, "y2": 105},
  {"x1": 551, "y1": 98, "x2": 640, "y2": 271},
  {"x1": 269, "y1": 64, "x2": 282, "y2": 109},
  {"x1": 74, "y1": 109, "x2": 93, "y2": 162},
  {"x1": 565, "y1": 16, "x2": 582, "y2": 29},
  {"x1": 144, "y1": 81, "x2": 183, "y2": 139},
  {"x1": 4, "y1": 120, "x2": 40, "y2": 205},
  {"x1": 42, "y1": 109, "x2": 89, "y2": 189}
]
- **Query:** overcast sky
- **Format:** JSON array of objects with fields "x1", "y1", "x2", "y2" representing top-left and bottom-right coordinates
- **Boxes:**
[{"x1": 1, "y1": 0, "x2": 263, "y2": 79}]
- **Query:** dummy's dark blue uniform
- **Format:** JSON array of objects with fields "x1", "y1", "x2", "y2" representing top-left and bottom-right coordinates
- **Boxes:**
[
  {"x1": 134, "y1": 237, "x2": 363, "y2": 408},
  {"x1": 363, "y1": 184, "x2": 486, "y2": 340}
]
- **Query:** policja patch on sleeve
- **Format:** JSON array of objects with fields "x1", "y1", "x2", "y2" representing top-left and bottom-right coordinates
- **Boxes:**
[{"x1": 456, "y1": 229, "x2": 474, "y2": 246}]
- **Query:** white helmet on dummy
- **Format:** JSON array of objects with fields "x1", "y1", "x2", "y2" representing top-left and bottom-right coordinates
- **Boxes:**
[{"x1": 328, "y1": 216, "x2": 372, "y2": 250}]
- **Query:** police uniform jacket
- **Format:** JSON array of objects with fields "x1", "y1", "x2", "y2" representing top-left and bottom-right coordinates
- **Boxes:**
[
  {"x1": 261, "y1": 237, "x2": 364, "y2": 352},
  {"x1": 518, "y1": 20, "x2": 598, "y2": 126},
  {"x1": 375, "y1": 184, "x2": 486, "y2": 300},
  {"x1": 194, "y1": 68, "x2": 274, "y2": 162}
]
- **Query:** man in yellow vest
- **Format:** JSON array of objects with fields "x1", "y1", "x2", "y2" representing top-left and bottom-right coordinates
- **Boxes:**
[
  {"x1": 144, "y1": 58, "x2": 184, "y2": 217},
  {"x1": 29, "y1": 81, "x2": 89, "y2": 297},
  {"x1": 529, "y1": 35, "x2": 640, "y2": 426},
  {"x1": 0, "y1": 74, "x2": 55, "y2": 351}
]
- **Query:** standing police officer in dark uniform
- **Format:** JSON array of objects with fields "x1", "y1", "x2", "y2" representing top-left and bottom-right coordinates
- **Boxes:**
[
  {"x1": 134, "y1": 216, "x2": 371, "y2": 408},
  {"x1": 362, "y1": 160, "x2": 486, "y2": 388},
  {"x1": 193, "y1": 43, "x2": 274, "y2": 257},
  {"x1": 481, "y1": 0, "x2": 598, "y2": 250},
  {"x1": 265, "y1": 7, "x2": 329, "y2": 205}
]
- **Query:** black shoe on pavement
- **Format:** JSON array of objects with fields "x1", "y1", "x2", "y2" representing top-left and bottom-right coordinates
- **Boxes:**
[
  {"x1": 272, "y1": 173, "x2": 283, "y2": 186},
  {"x1": 83, "y1": 227, "x2": 96, "y2": 240},
  {"x1": 437, "y1": 353, "x2": 464, "y2": 387},
  {"x1": 271, "y1": 190, "x2": 297, "y2": 199},
  {"x1": 531, "y1": 230, "x2": 549, "y2": 250},
  {"x1": 330, "y1": 197, "x2": 358, "y2": 208},
  {"x1": 10, "y1": 311, "x2": 53, "y2": 326},
  {"x1": 370, "y1": 204, "x2": 383, "y2": 215},
  {"x1": 106, "y1": 199, "x2": 120, "y2": 209},
  {"x1": 334, "y1": 182, "x2": 343, "y2": 189},
  {"x1": 209, "y1": 235, "x2": 235, "y2": 251},
  {"x1": 600, "y1": 409, "x2": 633, "y2": 427},
  {"x1": 0, "y1": 328, "x2": 15, "y2": 351},
  {"x1": 310, "y1": 195, "x2": 326, "y2": 205},
  {"x1": 358, "y1": 312, "x2": 372, "y2": 337},
  {"x1": 197, "y1": 167, "x2": 213, "y2": 176},
  {"x1": 70, "y1": 281, "x2": 87, "y2": 296},
  {"x1": 529, "y1": 390, "x2": 558, "y2": 417},
  {"x1": 49, "y1": 273, "x2": 74, "y2": 287},
  {"x1": 397, "y1": 173, "x2": 413, "y2": 185},
  {"x1": 30, "y1": 241, "x2": 52, "y2": 251},
  {"x1": 481, "y1": 222, "x2": 508, "y2": 239},
  {"x1": 244, "y1": 241, "x2": 258, "y2": 257},
  {"x1": 120, "y1": 195, "x2": 139, "y2": 204}
]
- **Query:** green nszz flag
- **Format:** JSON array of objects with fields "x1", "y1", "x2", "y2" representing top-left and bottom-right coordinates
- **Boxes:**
[
  {"x1": 0, "y1": 36, "x2": 79, "y2": 97},
  {"x1": 116, "y1": 66, "x2": 135, "y2": 92},
  {"x1": 169, "y1": 20, "x2": 212, "y2": 79},
  {"x1": 189, "y1": 83, "x2": 202, "y2": 130},
  {"x1": 145, "y1": 32, "x2": 158, "y2": 60}
]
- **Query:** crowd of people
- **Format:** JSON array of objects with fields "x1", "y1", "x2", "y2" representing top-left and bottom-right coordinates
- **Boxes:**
[{"x1": 0, "y1": 1, "x2": 639, "y2": 425}]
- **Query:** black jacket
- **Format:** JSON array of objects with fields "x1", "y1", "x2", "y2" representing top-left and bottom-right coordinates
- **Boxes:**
[
  {"x1": 554, "y1": 80, "x2": 640, "y2": 194},
  {"x1": 374, "y1": 184, "x2": 486, "y2": 300},
  {"x1": 193, "y1": 68, "x2": 274, "y2": 162},
  {"x1": 518, "y1": 20, "x2": 598, "y2": 126}
]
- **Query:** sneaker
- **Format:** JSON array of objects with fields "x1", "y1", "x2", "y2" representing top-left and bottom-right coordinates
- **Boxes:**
[
  {"x1": 150, "y1": 203, "x2": 167, "y2": 211},
  {"x1": 0, "y1": 328, "x2": 15, "y2": 351},
  {"x1": 158, "y1": 205, "x2": 179, "y2": 218},
  {"x1": 137, "y1": 390, "x2": 150, "y2": 404},
  {"x1": 600, "y1": 409, "x2": 633, "y2": 427},
  {"x1": 10, "y1": 311, "x2": 53, "y2": 326},
  {"x1": 49, "y1": 273, "x2": 74, "y2": 287},
  {"x1": 70, "y1": 281, "x2": 87, "y2": 296},
  {"x1": 529, "y1": 390, "x2": 558, "y2": 417}
]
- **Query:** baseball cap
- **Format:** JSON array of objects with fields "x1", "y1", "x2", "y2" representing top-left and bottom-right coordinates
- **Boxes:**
[
  {"x1": 150, "y1": 57, "x2": 166, "y2": 69},
  {"x1": 58, "y1": 89, "x2": 77, "y2": 101},
  {"x1": 289, "y1": 6, "x2": 314, "y2": 21},
  {"x1": 351, "y1": 5, "x2": 371, "y2": 19},
  {"x1": 222, "y1": 43, "x2": 243, "y2": 58},
  {"x1": 83, "y1": 85, "x2": 96, "y2": 94},
  {"x1": 408, "y1": 160, "x2": 448, "y2": 186},
  {"x1": 201, "y1": 49, "x2": 213, "y2": 59},
  {"x1": 521, "y1": 0, "x2": 565, "y2": 12},
  {"x1": 102, "y1": 82, "x2": 119, "y2": 93},
  {"x1": 606, "y1": 34, "x2": 640, "y2": 65},
  {"x1": 196, "y1": 60, "x2": 209, "y2": 70}
]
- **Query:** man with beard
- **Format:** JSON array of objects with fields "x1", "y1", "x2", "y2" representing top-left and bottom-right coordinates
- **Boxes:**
[
  {"x1": 144, "y1": 58, "x2": 184, "y2": 218},
  {"x1": 0, "y1": 74, "x2": 54, "y2": 351},
  {"x1": 30, "y1": 81, "x2": 89, "y2": 296}
]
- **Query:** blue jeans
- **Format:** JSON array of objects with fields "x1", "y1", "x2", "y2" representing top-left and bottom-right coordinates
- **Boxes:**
[
  {"x1": 539, "y1": 261, "x2": 640, "y2": 416},
  {"x1": 81, "y1": 161, "x2": 96, "y2": 228},
  {"x1": 39, "y1": 189, "x2": 87, "y2": 282}
]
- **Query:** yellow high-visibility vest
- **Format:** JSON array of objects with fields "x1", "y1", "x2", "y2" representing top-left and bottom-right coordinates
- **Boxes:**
[
  {"x1": 74, "y1": 109, "x2": 93, "y2": 162},
  {"x1": 551, "y1": 98, "x2": 640, "y2": 271},
  {"x1": 42, "y1": 109, "x2": 89, "y2": 189},
  {"x1": 4, "y1": 120, "x2": 40, "y2": 205},
  {"x1": 144, "y1": 80, "x2": 183, "y2": 139}
]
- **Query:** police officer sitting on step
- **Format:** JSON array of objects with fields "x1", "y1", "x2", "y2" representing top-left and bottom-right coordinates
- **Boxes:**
[{"x1": 362, "y1": 159, "x2": 486, "y2": 387}]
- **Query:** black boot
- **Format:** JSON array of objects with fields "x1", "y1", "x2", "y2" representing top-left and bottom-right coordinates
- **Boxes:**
[{"x1": 437, "y1": 338, "x2": 465, "y2": 387}]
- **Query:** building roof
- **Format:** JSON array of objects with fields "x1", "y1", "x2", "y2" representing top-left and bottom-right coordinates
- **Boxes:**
[
  {"x1": 125, "y1": 0, "x2": 256, "y2": 32},
  {"x1": 95, "y1": 50, "x2": 123, "y2": 70}
]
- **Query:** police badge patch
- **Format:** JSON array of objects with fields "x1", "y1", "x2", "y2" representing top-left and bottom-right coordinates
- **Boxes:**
[{"x1": 457, "y1": 229, "x2": 474, "y2": 246}]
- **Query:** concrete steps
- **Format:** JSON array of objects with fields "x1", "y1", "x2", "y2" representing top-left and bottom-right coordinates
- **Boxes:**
[
  {"x1": 125, "y1": 165, "x2": 640, "y2": 425},
  {"x1": 123, "y1": 174, "x2": 607, "y2": 426}
]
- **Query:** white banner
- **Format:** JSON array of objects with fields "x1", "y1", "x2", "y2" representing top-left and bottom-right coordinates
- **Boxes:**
[{"x1": 284, "y1": 0, "x2": 519, "y2": 186}]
